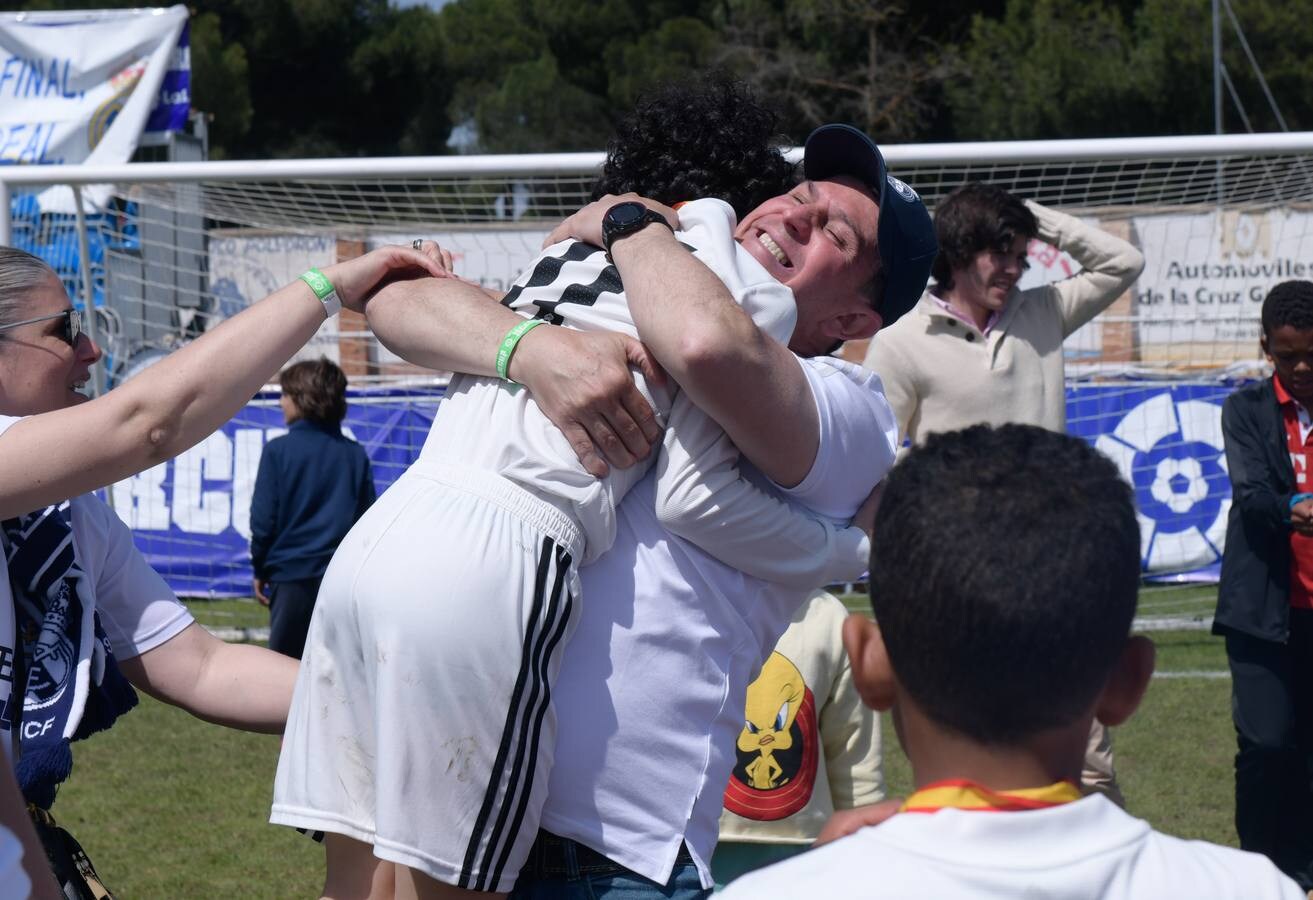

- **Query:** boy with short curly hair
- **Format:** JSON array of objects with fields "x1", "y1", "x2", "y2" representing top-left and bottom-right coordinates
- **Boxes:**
[
  {"x1": 723, "y1": 424, "x2": 1302, "y2": 899},
  {"x1": 1216, "y1": 279, "x2": 1313, "y2": 890}
]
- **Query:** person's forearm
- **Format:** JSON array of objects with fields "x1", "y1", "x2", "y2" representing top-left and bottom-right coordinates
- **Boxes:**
[
  {"x1": 653, "y1": 392, "x2": 867, "y2": 586},
  {"x1": 181, "y1": 641, "x2": 296, "y2": 732},
  {"x1": 365, "y1": 276, "x2": 528, "y2": 377},
  {"x1": 122, "y1": 624, "x2": 296, "y2": 733},
  {"x1": 0, "y1": 280, "x2": 327, "y2": 519},
  {"x1": 609, "y1": 227, "x2": 766, "y2": 386},
  {"x1": 609, "y1": 226, "x2": 817, "y2": 485},
  {"x1": 1028, "y1": 200, "x2": 1145, "y2": 333},
  {"x1": 1223, "y1": 406, "x2": 1291, "y2": 537}
]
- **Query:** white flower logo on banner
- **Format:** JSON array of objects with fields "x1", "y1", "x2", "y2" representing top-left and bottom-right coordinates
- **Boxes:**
[
  {"x1": 1094, "y1": 392, "x2": 1229, "y2": 573},
  {"x1": 1149, "y1": 457, "x2": 1209, "y2": 514}
]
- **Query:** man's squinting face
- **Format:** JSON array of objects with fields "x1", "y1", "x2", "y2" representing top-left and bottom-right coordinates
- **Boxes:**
[
  {"x1": 0, "y1": 274, "x2": 102, "y2": 416},
  {"x1": 953, "y1": 234, "x2": 1029, "y2": 313},
  {"x1": 735, "y1": 175, "x2": 882, "y2": 356},
  {"x1": 1264, "y1": 324, "x2": 1313, "y2": 407}
]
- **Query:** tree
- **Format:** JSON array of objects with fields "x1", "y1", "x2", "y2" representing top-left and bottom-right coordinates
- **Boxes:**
[
  {"x1": 945, "y1": 0, "x2": 1146, "y2": 140},
  {"x1": 1131, "y1": 0, "x2": 1313, "y2": 135},
  {"x1": 465, "y1": 53, "x2": 613, "y2": 153},
  {"x1": 716, "y1": 0, "x2": 958, "y2": 144},
  {"x1": 439, "y1": 0, "x2": 720, "y2": 153},
  {"x1": 188, "y1": 12, "x2": 253, "y2": 159}
]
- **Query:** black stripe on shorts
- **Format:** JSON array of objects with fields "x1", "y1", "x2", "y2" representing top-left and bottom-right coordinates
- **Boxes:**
[{"x1": 459, "y1": 536, "x2": 571, "y2": 890}]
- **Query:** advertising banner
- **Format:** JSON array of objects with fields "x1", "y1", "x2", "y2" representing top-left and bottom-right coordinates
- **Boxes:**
[
  {"x1": 208, "y1": 233, "x2": 342, "y2": 362},
  {"x1": 1069, "y1": 383, "x2": 1233, "y2": 578},
  {"x1": 0, "y1": 5, "x2": 190, "y2": 210},
  {"x1": 115, "y1": 382, "x2": 1242, "y2": 596},
  {"x1": 1131, "y1": 209, "x2": 1313, "y2": 346},
  {"x1": 110, "y1": 390, "x2": 440, "y2": 596}
]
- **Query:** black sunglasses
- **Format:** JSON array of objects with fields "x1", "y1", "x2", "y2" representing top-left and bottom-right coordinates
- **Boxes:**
[{"x1": 0, "y1": 309, "x2": 83, "y2": 347}]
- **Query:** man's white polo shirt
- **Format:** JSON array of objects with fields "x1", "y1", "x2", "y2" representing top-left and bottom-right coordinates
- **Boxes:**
[{"x1": 540, "y1": 358, "x2": 897, "y2": 888}]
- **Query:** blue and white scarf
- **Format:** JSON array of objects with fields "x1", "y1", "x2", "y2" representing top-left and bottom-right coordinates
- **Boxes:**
[{"x1": 1, "y1": 501, "x2": 137, "y2": 808}]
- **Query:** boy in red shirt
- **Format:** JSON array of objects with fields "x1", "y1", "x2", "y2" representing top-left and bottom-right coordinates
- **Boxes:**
[{"x1": 1215, "y1": 279, "x2": 1313, "y2": 890}]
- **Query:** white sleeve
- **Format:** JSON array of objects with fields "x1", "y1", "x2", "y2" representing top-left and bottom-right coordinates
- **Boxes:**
[
  {"x1": 1026, "y1": 200, "x2": 1145, "y2": 338},
  {"x1": 71, "y1": 496, "x2": 193, "y2": 661},
  {"x1": 653, "y1": 390, "x2": 871, "y2": 587},
  {"x1": 678, "y1": 198, "x2": 798, "y2": 346},
  {"x1": 777, "y1": 358, "x2": 899, "y2": 521}
]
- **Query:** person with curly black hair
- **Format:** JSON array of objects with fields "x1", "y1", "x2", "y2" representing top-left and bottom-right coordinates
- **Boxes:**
[
  {"x1": 273, "y1": 75, "x2": 936, "y2": 900},
  {"x1": 591, "y1": 76, "x2": 795, "y2": 220},
  {"x1": 1217, "y1": 280, "x2": 1313, "y2": 890}
]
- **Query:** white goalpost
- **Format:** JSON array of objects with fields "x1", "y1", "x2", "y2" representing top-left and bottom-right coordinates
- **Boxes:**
[{"x1": 2, "y1": 132, "x2": 1308, "y2": 622}]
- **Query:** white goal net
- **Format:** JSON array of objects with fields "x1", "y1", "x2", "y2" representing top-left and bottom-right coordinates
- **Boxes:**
[{"x1": 5, "y1": 134, "x2": 1307, "y2": 623}]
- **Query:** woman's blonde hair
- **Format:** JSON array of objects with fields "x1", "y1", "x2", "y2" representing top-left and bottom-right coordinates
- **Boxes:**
[{"x1": 0, "y1": 247, "x2": 58, "y2": 336}]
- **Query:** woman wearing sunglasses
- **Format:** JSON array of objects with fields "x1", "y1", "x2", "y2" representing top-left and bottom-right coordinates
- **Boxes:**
[{"x1": 0, "y1": 244, "x2": 444, "y2": 898}]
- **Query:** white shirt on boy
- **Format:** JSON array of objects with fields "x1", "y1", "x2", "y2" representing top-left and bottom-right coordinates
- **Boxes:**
[{"x1": 720, "y1": 793, "x2": 1304, "y2": 899}]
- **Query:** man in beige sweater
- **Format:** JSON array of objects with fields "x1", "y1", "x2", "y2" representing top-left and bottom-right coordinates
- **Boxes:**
[
  {"x1": 863, "y1": 182, "x2": 1145, "y2": 803},
  {"x1": 865, "y1": 182, "x2": 1144, "y2": 440}
]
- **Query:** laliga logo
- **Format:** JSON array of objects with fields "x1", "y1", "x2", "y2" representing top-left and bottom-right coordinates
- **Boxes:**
[{"x1": 1094, "y1": 392, "x2": 1229, "y2": 572}]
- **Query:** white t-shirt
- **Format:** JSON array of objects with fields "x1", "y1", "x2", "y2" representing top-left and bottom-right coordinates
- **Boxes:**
[
  {"x1": 0, "y1": 415, "x2": 193, "y2": 756},
  {"x1": 719, "y1": 794, "x2": 1304, "y2": 899},
  {"x1": 420, "y1": 199, "x2": 812, "y2": 565},
  {"x1": 540, "y1": 357, "x2": 898, "y2": 887}
]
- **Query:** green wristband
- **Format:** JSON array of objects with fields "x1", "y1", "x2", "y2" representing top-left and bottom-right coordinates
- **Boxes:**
[
  {"x1": 496, "y1": 318, "x2": 546, "y2": 383},
  {"x1": 298, "y1": 268, "x2": 341, "y2": 317}
]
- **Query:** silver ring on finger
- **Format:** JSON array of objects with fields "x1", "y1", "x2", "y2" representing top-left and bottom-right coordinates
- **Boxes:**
[{"x1": 412, "y1": 238, "x2": 424, "y2": 250}]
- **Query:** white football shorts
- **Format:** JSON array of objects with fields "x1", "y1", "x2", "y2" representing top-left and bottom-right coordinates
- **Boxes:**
[{"x1": 271, "y1": 459, "x2": 583, "y2": 893}]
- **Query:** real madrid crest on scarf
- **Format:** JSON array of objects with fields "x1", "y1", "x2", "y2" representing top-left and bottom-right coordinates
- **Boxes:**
[{"x1": 1, "y1": 501, "x2": 137, "y2": 809}]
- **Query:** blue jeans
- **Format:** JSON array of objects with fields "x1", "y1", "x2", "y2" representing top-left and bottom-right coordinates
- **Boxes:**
[{"x1": 509, "y1": 833, "x2": 708, "y2": 900}]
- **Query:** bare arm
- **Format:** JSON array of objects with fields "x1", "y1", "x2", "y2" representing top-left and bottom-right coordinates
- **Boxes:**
[
  {"x1": 365, "y1": 275, "x2": 525, "y2": 377},
  {"x1": 364, "y1": 263, "x2": 663, "y2": 477},
  {"x1": 547, "y1": 195, "x2": 819, "y2": 486},
  {"x1": 117, "y1": 623, "x2": 296, "y2": 733},
  {"x1": 0, "y1": 245, "x2": 445, "y2": 519}
]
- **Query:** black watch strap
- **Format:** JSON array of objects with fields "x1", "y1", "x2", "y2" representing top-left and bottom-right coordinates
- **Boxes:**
[{"x1": 602, "y1": 201, "x2": 673, "y2": 257}]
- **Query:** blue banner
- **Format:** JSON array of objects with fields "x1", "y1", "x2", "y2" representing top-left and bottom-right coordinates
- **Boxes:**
[
  {"x1": 110, "y1": 388, "x2": 441, "y2": 596},
  {"x1": 1067, "y1": 382, "x2": 1233, "y2": 579},
  {"x1": 116, "y1": 382, "x2": 1244, "y2": 597},
  {"x1": 143, "y1": 22, "x2": 190, "y2": 136}
]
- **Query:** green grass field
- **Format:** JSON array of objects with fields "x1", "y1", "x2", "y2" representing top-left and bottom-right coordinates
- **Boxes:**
[{"x1": 46, "y1": 591, "x2": 1237, "y2": 897}]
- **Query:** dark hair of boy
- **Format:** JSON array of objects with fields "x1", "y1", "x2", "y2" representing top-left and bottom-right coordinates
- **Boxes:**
[
  {"x1": 868, "y1": 424, "x2": 1141, "y2": 745},
  {"x1": 591, "y1": 74, "x2": 797, "y2": 220},
  {"x1": 1261, "y1": 280, "x2": 1313, "y2": 337},
  {"x1": 279, "y1": 357, "x2": 348, "y2": 426},
  {"x1": 930, "y1": 182, "x2": 1039, "y2": 290}
]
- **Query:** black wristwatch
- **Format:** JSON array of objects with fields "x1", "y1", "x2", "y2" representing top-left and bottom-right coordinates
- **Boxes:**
[{"x1": 601, "y1": 201, "x2": 673, "y2": 257}]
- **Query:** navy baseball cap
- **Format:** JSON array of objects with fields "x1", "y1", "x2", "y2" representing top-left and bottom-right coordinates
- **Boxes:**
[{"x1": 803, "y1": 124, "x2": 937, "y2": 327}]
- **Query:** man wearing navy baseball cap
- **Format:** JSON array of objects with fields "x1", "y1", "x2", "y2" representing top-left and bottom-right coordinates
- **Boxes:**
[
  {"x1": 714, "y1": 122, "x2": 937, "y2": 355},
  {"x1": 351, "y1": 114, "x2": 931, "y2": 900},
  {"x1": 483, "y1": 123, "x2": 932, "y2": 900},
  {"x1": 802, "y1": 122, "x2": 939, "y2": 330}
]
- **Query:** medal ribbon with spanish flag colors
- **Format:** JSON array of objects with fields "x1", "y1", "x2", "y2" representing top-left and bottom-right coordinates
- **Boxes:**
[{"x1": 899, "y1": 779, "x2": 1083, "y2": 814}]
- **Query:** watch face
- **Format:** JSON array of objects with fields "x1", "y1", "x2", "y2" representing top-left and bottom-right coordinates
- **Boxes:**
[{"x1": 608, "y1": 202, "x2": 648, "y2": 228}]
